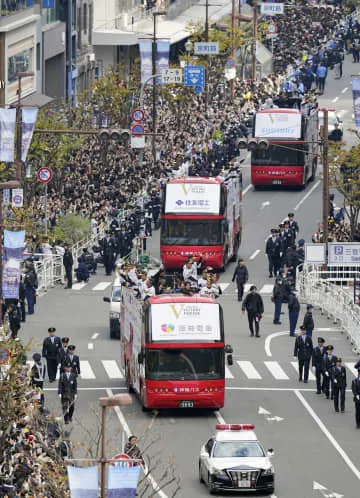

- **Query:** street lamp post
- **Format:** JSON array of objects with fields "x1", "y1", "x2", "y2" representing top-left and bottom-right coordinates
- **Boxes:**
[{"x1": 321, "y1": 108, "x2": 329, "y2": 250}]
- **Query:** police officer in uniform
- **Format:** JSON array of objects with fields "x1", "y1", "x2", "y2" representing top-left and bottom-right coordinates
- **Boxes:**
[
  {"x1": 265, "y1": 229, "x2": 282, "y2": 278},
  {"x1": 302, "y1": 304, "x2": 315, "y2": 338},
  {"x1": 331, "y1": 357, "x2": 347, "y2": 413},
  {"x1": 288, "y1": 212, "x2": 299, "y2": 239},
  {"x1": 57, "y1": 337, "x2": 70, "y2": 373},
  {"x1": 312, "y1": 337, "x2": 326, "y2": 394},
  {"x1": 293, "y1": 326, "x2": 313, "y2": 383},
  {"x1": 58, "y1": 361, "x2": 77, "y2": 424},
  {"x1": 66, "y1": 345, "x2": 81, "y2": 377},
  {"x1": 30, "y1": 353, "x2": 46, "y2": 410},
  {"x1": 272, "y1": 276, "x2": 284, "y2": 325},
  {"x1": 351, "y1": 369, "x2": 360, "y2": 428},
  {"x1": 7, "y1": 303, "x2": 21, "y2": 338},
  {"x1": 42, "y1": 327, "x2": 62, "y2": 382},
  {"x1": 323, "y1": 345, "x2": 338, "y2": 400}
]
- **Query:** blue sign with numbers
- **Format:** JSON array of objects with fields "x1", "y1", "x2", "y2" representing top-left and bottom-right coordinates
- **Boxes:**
[
  {"x1": 184, "y1": 66, "x2": 205, "y2": 87},
  {"x1": 328, "y1": 243, "x2": 360, "y2": 265}
]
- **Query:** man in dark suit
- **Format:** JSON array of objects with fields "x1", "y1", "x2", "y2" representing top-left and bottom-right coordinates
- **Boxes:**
[
  {"x1": 232, "y1": 259, "x2": 249, "y2": 302},
  {"x1": 322, "y1": 345, "x2": 338, "y2": 400},
  {"x1": 242, "y1": 286, "x2": 264, "y2": 338},
  {"x1": 42, "y1": 327, "x2": 62, "y2": 382},
  {"x1": 331, "y1": 357, "x2": 347, "y2": 413},
  {"x1": 63, "y1": 245, "x2": 74, "y2": 289},
  {"x1": 351, "y1": 369, "x2": 360, "y2": 429},
  {"x1": 66, "y1": 345, "x2": 81, "y2": 377},
  {"x1": 57, "y1": 337, "x2": 70, "y2": 374},
  {"x1": 293, "y1": 326, "x2": 313, "y2": 383},
  {"x1": 58, "y1": 361, "x2": 78, "y2": 424},
  {"x1": 265, "y1": 229, "x2": 282, "y2": 278},
  {"x1": 312, "y1": 337, "x2": 326, "y2": 394}
]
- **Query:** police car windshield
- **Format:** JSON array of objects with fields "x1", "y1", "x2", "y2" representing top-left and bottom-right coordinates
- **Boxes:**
[
  {"x1": 213, "y1": 441, "x2": 264, "y2": 458},
  {"x1": 161, "y1": 219, "x2": 223, "y2": 245}
]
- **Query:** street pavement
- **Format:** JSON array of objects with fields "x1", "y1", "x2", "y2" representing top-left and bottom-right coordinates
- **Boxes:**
[{"x1": 19, "y1": 54, "x2": 360, "y2": 497}]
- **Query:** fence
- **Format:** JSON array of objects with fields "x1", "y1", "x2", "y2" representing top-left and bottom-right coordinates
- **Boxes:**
[{"x1": 298, "y1": 265, "x2": 360, "y2": 354}]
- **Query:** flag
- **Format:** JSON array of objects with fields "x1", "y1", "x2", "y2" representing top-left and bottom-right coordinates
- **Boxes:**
[
  {"x1": 108, "y1": 465, "x2": 141, "y2": 498},
  {"x1": 0, "y1": 109, "x2": 17, "y2": 163},
  {"x1": 67, "y1": 466, "x2": 98, "y2": 498},
  {"x1": 2, "y1": 230, "x2": 25, "y2": 300},
  {"x1": 139, "y1": 40, "x2": 153, "y2": 84},
  {"x1": 21, "y1": 108, "x2": 38, "y2": 162},
  {"x1": 352, "y1": 75, "x2": 360, "y2": 127},
  {"x1": 156, "y1": 40, "x2": 170, "y2": 84}
]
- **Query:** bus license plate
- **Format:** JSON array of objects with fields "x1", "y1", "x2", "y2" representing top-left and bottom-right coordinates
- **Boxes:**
[
  {"x1": 238, "y1": 481, "x2": 250, "y2": 488},
  {"x1": 179, "y1": 400, "x2": 194, "y2": 408},
  {"x1": 272, "y1": 180, "x2": 282, "y2": 185}
]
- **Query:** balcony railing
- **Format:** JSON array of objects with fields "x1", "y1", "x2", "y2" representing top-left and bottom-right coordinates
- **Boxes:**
[{"x1": 1, "y1": 0, "x2": 37, "y2": 17}]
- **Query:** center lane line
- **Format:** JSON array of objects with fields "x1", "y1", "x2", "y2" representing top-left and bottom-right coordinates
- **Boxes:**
[
  {"x1": 294, "y1": 180, "x2": 320, "y2": 211},
  {"x1": 249, "y1": 249, "x2": 261, "y2": 260},
  {"x1": 341, "y1": 87, "x2": 348, "y2": 94}
]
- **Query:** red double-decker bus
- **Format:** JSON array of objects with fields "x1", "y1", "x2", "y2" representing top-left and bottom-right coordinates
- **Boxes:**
[
  {"x1": 160, "y1": 174, "x2": 242, "y2": 270},
  {"x1": 120, "y1": 287, "x2": 229, "y2": 410},
  {"x1": 251, "y1": 108, "x2": 319, "y2": 187}
]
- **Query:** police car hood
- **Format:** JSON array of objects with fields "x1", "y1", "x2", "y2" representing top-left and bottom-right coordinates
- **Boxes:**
[{"x1": 211, "y1": 457, "x2": 272, "y2": 471}]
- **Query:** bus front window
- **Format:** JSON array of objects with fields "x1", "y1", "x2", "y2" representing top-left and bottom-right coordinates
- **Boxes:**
[{"x1": 161, "y1": 219, "x2": 223, "y2": 245}]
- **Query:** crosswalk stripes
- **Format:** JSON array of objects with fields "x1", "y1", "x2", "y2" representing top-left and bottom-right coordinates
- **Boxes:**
[
  {"x1": 72, "y1": 282, "x2": 88, "y2": 291},
  {"x1": 92, "y1": 282, "x2": 112, "y2": 291},
  {"x1": 225, "y1": 366, "x2": 234, "y2": 379},
  {"x1": 80, "y1": 360, "x2": 96, "y2": 379},
  {"x1": 345, "y1": 362, "x2": 358, "y2": 378},
  {"x1": 237, "y1": 361, "x2": 262, "y2": 380},
  {"x1": 264, "y1": 361, "x2": 289, "y2": 380},
  {"x1": 101, "y1": 360, "x2": 124, "y2": 379},
  {"x1": 290, "y1": 361, "x2": 316, "y2": 381}
]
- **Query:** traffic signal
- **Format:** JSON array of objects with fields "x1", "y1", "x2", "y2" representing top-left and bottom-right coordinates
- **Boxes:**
[
  {"x1": 237, "y1": 138, "x2": 269, "y2": 150},
  {"x1": 98, "y1": 129, "x2": 130, "y2": 144}
]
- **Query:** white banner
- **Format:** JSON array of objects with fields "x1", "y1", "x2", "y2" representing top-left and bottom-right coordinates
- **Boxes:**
[
  {"x1": 0, "y1": 109, "x2": 17, "y2": 162},
  {"x1": 151, "y1": 302, "x2": 221, "y2": 341},
  {"x1": 156, "y1": 40, "x2": 170, "y2": 85},
  {"x1": 139, "y1": 40, "x2": 152, "y2": 84},
  {"x1": 165, "y1": 182, "x2": 220, "y2": 214},
  {"x1": 21, "y1": 108, "x2": 38, "y2": 162},
  {"x1": 260, "y1": 3, "x2": 284, "y2": 15},
  {"x1": 254, "y1": 111, "x2": 302, "y2": 139}
]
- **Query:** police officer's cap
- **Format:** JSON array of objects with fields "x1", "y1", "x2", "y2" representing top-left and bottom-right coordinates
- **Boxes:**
[
  {"x1": 48, "y1": 327, "x2": 56, "y2": 333},
  {"x1": 300, "y1": 325, "x2": 306, "y2": 330},
  {"x1": 271, "y1": 228, "x2": 277, "y2": 234},
  {"x1": 63, "y1": 361, "x2": 72, "y2": 368},
  {"x1": 306, "y1": 304, "x2": 313, "y2": 309},
  {"x1": 317, "y1": 337, "x2": 325, "y2": 343},
  {"x1": 288, "y1": 212, "x2": 294, "y2": 217},
  {"x1": 336, "y1": 357, "x2": 342, "y2": 363},
  {"x1": 62, "y1": 337, "x2": 70, "y2": 344},
  {"x1": 32, "y1": 353, "x2": 41, "y2": 362},
  {"x1": 250, "y1": 285, "x2": 257, "y2": 291},
  {"x1": 284, "y1": 220, "x2": 290, "y2": 225},
  {"x1": 68, "y1": 345, "x2": 76, "y2": 351},
  {"x1": 327, "y1": 345, "x2": 334, "y2": 351},
  {"x1": 279, "y1": 223, "x2": 285, "y2": 228}
]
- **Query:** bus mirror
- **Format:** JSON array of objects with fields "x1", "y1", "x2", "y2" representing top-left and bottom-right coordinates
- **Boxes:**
[
  {"x1": 138, "y1": 352, "x2": 144, "y2": 364},
  {"x1": 227, "y1": 354, "x2": 233, "y2": 366},
  {"x1": 103, "y1": 297, "x2": 110, "y2": 303},
  {"x1": 224, "y1": 344, "x2": 233, "y2": 354}
]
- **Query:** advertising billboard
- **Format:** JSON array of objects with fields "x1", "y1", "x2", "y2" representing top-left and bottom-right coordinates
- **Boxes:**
[{"x1": 164, "y1": 183, "x2": 220, "y2": 214}]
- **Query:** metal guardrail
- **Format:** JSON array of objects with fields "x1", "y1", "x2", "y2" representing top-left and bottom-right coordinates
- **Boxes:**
[{"x1": 298, "y1": 267, "x2": 360, "y2": 354}]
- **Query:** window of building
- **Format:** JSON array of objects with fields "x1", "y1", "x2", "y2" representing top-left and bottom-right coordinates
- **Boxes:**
[
  {"x1": 1, "y1": 0, "x2": 33, "y2": 16},
  {"x1": 8, "y1": 49, "x2": 33, "y2": 84},
  {"x1": 83, "y1": 3, "x2": 88, "y2": 34}
]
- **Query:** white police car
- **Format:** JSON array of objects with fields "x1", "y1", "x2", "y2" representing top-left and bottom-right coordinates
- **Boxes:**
[{"x1": 199, "y1": 424, "x2": 275, "y2": 494}]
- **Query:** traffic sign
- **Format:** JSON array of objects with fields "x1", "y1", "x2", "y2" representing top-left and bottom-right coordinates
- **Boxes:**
[
  {"x1": 194, "y1": 42, "x2": 219, "y2": 55},
  {"x1": 184, "y1": 66, "x2": 205, "y2": 87},
  {"x1": 161, "y1": 68, "x2": 182, "y2": 84},
  {"x1": 112, "y1": 453, "x2": 133, "y2": 468},
  {"x1": 37, "y1": 167, "x2": 53, "y2": 184},
  {"x1": 131, "y1": 124, "x2": 144, "y2": 136},
  {"x1": 132, "y1": 109, "x2": 145, "y2": 122},
  {"x1": 11, "y1": 188, "x2": 23, "y2": 208},
  {"x1": 267, "y1": 23, "x2": 277, "y2": 34},
  {"x1": 226, "y1": 58, "x2": 235, "y2": 68}
]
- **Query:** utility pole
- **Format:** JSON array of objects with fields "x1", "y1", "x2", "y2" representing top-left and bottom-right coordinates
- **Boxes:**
[
  {"x1": 205, "y1": 0, "x2": 209, "y2": 113},
  {"x1": 230, "y1": 0, "x2": 236, "y2": 98},
  {"x1": 321, "y1": 108, "x2": 329, "y2": 250},
  {"x1": 152, "y1": 14, "x2": 157, "y2": 169},
  {"x1": 252, "y1": 0, "x2": 258, "y2": 82}
]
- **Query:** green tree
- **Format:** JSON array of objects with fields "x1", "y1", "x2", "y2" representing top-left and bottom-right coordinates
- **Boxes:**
[{"x1": 52, "y1": 214, "x2": 91, "y2": 245}]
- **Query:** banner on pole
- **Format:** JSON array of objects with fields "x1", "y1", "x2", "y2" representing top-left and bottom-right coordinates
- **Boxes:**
[
  {"x1": 156, "y1": 40, "x2": 170, "y2": 84},
  {"x1": 2, "y1": 230, "x2": 25, "y2": 300},
  {"x1": 139, "y1": 40, "x2": 153, "y2": 84},
  {"x1": 22, "y1": 108, "x2": 38, "y2": 162},
  {"x1": 351, "y1": 75, "x2": 360, "y2": 127},
  {"x1": 108, "y1": 465, "x2": 141, "y2": 497},
  {"x1": 0, "y1": 109, "x2": 17, "y2": 163},
  {"x1": 67, "y1": 466, "x2": 98, "y2": 498}
]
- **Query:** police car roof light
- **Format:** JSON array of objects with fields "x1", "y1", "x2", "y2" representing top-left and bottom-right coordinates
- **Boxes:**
[{"x1": 216, "y1": 424, "x2": 255, "y2": 431}]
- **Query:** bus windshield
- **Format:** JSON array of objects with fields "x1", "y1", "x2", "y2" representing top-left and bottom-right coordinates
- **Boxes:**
[
  {"x1": 252, "y1": 145, "x2": 304, "y2": 166},
  {"x1": 145, "y1": 348, "x2": 224, "y2": 380},
  {"x1": 161, "y1": 219, "x2": 223, "y2": 245}
]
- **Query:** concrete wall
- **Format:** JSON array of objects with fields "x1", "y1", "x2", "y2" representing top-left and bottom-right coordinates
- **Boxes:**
[{"x1": 45, "y1": 53, "x2": 66, "y2": 100}]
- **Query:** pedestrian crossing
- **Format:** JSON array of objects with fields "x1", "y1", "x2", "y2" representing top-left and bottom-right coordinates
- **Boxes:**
[
  {"x1": 29, "y1": 360, "x2": 359, "y2": 383},
  {"x1": 71, "y1": 281, "x2": 112, "y2": 291},
  {"x1": 220, "y1": 283, "x2": 274, "y2": 294}
]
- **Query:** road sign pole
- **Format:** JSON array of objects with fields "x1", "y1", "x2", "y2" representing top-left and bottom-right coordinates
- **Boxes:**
[{"x1": 44, "y1": 183, "x2": 48, "y2": 236}]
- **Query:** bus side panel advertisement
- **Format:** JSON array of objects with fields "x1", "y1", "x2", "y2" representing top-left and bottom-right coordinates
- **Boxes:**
[
  {"x1": 164, "y1": 183, "x2": 220, "y2": 214},
  {"x1": 254, "y1": 112, "x2": 302, "y2": 139},
  {"x1": 151, "y1": 302, "x2": 221, "y2": 341}
]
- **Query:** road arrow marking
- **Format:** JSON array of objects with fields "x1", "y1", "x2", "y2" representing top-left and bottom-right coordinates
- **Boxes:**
[
  {"x1": 313, "y1": 481, "x2": 327, "y2": 491},
  {"x1": 330, "y1": 493, "x2": 344, "y2": 498},
  {"x1": 258, "y1": 406, "x2": 271, "y2": 416},
  {"x1": 261, "y1": 200, "x2": 270, "y2": 209},
  {"x1": 266, "y1": 416, "x2": 284, "y2": 422}
]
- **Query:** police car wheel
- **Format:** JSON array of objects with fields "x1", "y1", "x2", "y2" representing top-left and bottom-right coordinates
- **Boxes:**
[
  {"x1": 198, "y1": 462, "x2": 204, "y2": 483},
  {"x1": 207, "y1": 473, "x2": 217, "y2": 494}
]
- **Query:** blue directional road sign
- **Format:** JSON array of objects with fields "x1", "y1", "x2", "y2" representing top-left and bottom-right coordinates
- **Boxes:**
[
  {"x1": 194, "y1": 86, "x2": 203, "y2": 95},
  {"x1": 184, "y1": 66, "x2": 205, "y2": 87}
]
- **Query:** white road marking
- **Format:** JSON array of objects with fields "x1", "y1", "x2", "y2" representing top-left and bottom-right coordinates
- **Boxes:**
[
  {"x1": 341, "y1": 87, "x2": 348, "y2": 94},
  {"x1": 106, "y1": 388, "x2": 169, "y2": 498},
  {"x1": 88, "y1": 343, "x2": 94, "y2": 350},
  {"x1": 332, "y1": 96, "x2": 339, "y2": 103},
  {"x1": 102, "y1": 360, "x2": 124, "y2": 379},
  {"x1": 244, "y1": 283, "x2": 254, "y2": 293},
  {"x1": 225, "y1": 366, "x2": 234, "y2": 379},
  {"x1": 237, "y1": 360, "x2": 262, "y2": 379},
  {"x1": 264, "y1": 361, "x2": 289, "y2": 380},
  {"x1": 293, "y1": 180, "x2": 320, "y2": 211},
  {"x1": 92, "y1": 282, "x2": 112, "y2": 291},
  {"x1": 91, "y1": 333, "x2": 99, "y2": 340},
  {"x1": 249, "y1": 249, "x2": 261, "y2": 260},
  {"x1": 214, "y1": 410, "x2": 226, "y2": 424},
  {"x1": 71, "y1": 282, "x2": 87, "y2": 290},
  {"x1": 261, "y1": 201, "x2": 270, "y2": 209},
  {"x1": 291, "y1": 361, "x2": 316, "y2": 381},
  {"x1": 259, "y1": 284, "x2": 273, "y2": 294},
  {"x1": 345, "y1": 362, "x2": 358, "y2": 378},
  {"x1": 258, "y1": 406, "x2": 271, "y2": 415},
  {"x1": 243, "y1": 184, "x2": 253, "y2": 196},
  {"x1": 265, "y1": 331, "x2": 288, "y2": 357},
  {"x1": 220, "y1": 283, "x2": 230, "y2": 292},
  {"x1": 295, "y1": 390, "x2": 360, "y2": 481},
  {"x1": 80, "y1": 360, "x2": 96, "y2": 379}
]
